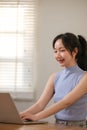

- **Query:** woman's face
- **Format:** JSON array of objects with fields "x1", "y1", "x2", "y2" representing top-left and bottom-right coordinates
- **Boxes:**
[{"x1": 53, "y1": 39, "x2": 77, "y2": 67}]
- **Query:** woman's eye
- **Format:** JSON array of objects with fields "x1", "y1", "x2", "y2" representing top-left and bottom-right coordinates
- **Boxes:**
[
  {"x1": 60, "y1": 50, "x2": 65, "y2": 52},
  {"x1": 54, "y1": 50, "x2": 57, "y2": 53}
]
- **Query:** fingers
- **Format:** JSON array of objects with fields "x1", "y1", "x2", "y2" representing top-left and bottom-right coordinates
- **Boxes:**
[
  {"x1": 19, "y1": 112, "x2": 37, "y2": 121},
  {"x1": 20, "y1": 113, "x2": 34, "y2": 121},
  {"x1": 19, "y1": 112, "x2": 26, "y2": 120}
]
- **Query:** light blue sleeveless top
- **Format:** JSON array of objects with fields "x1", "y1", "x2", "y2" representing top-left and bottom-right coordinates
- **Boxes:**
[{"x1": 54, "y1": 65, "x2": 87, "y2": 121}]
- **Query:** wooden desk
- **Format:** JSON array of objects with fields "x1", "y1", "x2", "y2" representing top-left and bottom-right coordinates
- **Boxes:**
[{"x1": 0, "y1": 123, "x2": 87, "y2": 130}]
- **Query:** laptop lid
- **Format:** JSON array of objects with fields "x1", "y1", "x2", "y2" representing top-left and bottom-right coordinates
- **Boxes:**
[{"x1": 0, "y1": 93, "x2": 47, "y2": 124}]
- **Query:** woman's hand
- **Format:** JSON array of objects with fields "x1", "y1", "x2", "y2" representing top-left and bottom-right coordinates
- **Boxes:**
[{"x1": 20, "y1": 112, "x2": 37, "y2": 121}]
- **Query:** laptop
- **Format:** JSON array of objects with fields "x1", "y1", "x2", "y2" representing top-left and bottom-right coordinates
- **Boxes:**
[{"x1": 0, "y1": 93, "x2": 47, "y2": 125}]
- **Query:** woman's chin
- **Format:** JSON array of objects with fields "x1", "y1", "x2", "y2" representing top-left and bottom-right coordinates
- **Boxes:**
[{"x1": 58, "y1": 62, "x2": 65, "y2": 67}]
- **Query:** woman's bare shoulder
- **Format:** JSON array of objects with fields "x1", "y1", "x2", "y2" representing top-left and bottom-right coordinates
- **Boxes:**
[
  {"x1": 82, "y1": 71, "x2": 87, "y2": 79},
  {"x1": 84, "y1": 71, "x2": 87, "y2": 75},
  {"x1": 49, "y1": 72, "x2": 58, "y2": 80}
]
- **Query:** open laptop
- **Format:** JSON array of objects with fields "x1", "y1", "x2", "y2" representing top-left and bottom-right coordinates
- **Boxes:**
[{"x1": 0, "y1": 93, "x2": 47, "y2": 125}]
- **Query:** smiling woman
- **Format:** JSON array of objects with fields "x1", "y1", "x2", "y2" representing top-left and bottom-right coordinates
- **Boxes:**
[
  {"x1": 0, "y1": 0, "x2": 38, "y2": 100},
  {"x1": 20, "y1": 32, "x2": 87, "y2": 128}
]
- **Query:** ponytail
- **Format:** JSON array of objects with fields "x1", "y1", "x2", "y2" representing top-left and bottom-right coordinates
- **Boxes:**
[{"x1": 77, "y1": 35, "x2": 87, "y2": 71}]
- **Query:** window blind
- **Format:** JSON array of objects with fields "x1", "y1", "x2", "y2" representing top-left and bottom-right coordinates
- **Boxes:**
[{"x1": 0, "y1": 0, "x2": 38, "y2": 100}]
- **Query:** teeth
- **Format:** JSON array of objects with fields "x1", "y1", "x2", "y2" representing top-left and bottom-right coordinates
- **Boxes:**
[
  {"x1": 58, "y1": 59, "x2": 63, "y2": 61},
  {"x1": 58, "y1": 59, "x2": 64, "y2": 62}
]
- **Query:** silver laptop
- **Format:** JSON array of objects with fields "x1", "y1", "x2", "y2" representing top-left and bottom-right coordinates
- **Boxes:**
[{"x1": 0, "y1": 93, "x2": 47, "y2": 124}]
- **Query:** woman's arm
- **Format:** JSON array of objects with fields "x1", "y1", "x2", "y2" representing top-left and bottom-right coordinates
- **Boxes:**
[
  {"x1": 23, "y1": 72, "x2": 87, "y2": 121},
  {"x1": 20, "y1": 73, "x2": 56, "y2": 118}
]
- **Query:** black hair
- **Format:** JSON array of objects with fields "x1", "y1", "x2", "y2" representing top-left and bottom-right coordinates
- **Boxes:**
[{"x1": 52, "y1": 32, "x2": 87, "y2": 71}]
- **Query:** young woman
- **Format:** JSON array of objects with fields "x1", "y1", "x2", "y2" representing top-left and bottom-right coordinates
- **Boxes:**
[{"x1": 20, "y1": 32, "x2": 87, "y2": 127}]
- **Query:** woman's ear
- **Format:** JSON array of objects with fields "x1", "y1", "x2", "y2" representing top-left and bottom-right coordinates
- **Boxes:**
[
  {"x1": 74, "y1": 47, "x2": 78, "y2": 54},
  {"x1": 72, "y1": 47, "x2": 78, "y2": 57}
]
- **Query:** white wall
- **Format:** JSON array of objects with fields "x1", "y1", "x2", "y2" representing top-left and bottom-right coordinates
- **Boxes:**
[{"x1": 15, "y1": 0, "x2": 87, "y2": 122}]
